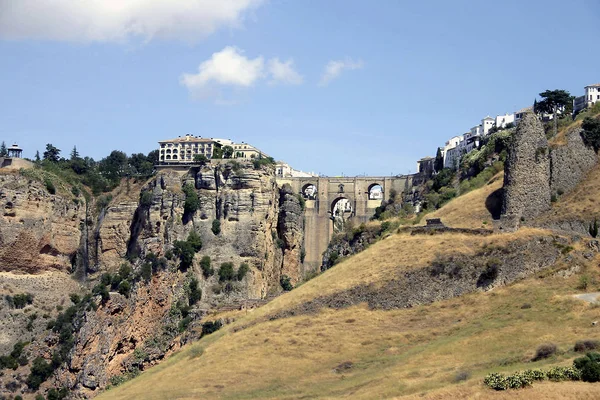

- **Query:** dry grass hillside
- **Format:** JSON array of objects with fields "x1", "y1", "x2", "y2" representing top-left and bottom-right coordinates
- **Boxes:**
[
  {"x1": 98, "y1": 173, "x2": 600, "y2": 400},
  {"x1": 423, "y1": 173, "x2": 503, "y2": 229}
]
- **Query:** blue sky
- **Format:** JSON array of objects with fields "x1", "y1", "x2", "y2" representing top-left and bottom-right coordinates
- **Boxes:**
[{"x1": 1, "y1": 0, "x2": 599, "y2": 176}]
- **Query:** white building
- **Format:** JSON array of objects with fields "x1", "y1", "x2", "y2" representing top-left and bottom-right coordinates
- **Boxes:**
[
  {"x1": 495, "y1": 113, "x2": 515, "y2": 129},
  {"x1": 481, "y1": 116, "x2": 495, "y2": 135},
  {"x1": 213, "y1": 138, "x2": 270, "y2": 159},
  {"x1": 574, "y1": 83, "x2": 600, "y2": 115},
  {"x1": 275, "y1": 162, "x2": 317, "y2": 178},
  {"x1": 442, "y1": 135, "x2": 464, "y2": 169}
]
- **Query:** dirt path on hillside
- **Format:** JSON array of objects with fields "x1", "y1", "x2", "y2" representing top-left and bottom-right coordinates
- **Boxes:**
[{"x1": 573, "y1": 292, "x2": 600, "y2": 303}]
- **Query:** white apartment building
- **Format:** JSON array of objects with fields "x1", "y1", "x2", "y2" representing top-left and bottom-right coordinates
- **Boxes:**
[
  {"x1": 495, "y1": 113, "x2": 515, "y2": 129},
  {"x1": 442, "y1": 135, "x2": 464, "y2": 169},
  {"x1": 574, "y1": 83, "x2": 600, "y2": 115}
]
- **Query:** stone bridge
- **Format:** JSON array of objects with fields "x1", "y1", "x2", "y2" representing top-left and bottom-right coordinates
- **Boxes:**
[{"x1": 276, "y1": 175, "x2": 414, "y2": 270}]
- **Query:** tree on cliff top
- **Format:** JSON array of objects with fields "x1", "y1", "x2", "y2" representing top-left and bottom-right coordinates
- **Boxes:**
[
  {"x1": 0, "y1": 141, "x2": 7, "y2": 157},
  {"x1": 537, "y1": 89, "x2": 572, "y2": 137},
  {"x1": 434, "y1": 147, "x2": 444, "y2": 173},
  {"x1": 43, "y1": 143, "x2": 61, "y2": 162}
]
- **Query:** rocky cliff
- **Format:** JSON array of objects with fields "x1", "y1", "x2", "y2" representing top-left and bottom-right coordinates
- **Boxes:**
[
  {"x1": 500, "y1": 113, "x2": 598, "y2": 231},
  {"x1": 0, "y1": 161, "x2": 305, "y2": 399}
]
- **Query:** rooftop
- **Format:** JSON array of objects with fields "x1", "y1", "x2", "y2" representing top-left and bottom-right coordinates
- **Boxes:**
[
  {"x1": 158, "y1": 134, "x2": 213, "y2": 144},
  {"x1": 585, "y1": 83, "x2": 600, "y2": 88}
]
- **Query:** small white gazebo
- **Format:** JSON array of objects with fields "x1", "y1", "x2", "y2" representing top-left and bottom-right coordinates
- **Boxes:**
[{"x1": 7, "y1": 144, "x2": 22, "y2": 158}]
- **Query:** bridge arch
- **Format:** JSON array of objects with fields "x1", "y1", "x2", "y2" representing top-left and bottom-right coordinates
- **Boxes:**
[
  {"x1": 301, "y1": 183, "x2": 318, "y2": 200},
  {"x1": 330, "y1": 196, "x2": 353, "y2": 233},
  {"x1": 367, "y1": 183, "x2": 384, "y2": 200}
]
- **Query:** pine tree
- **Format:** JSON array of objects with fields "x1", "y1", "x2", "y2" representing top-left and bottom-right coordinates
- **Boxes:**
[
  {"x1": 35, "y1": 151, "x2": 41, "y2": 162},
  {"x1": 434, "y1": 147, "x2": 444, "y2": 173},
  {"x1": 70, "y1": 146, "x2": 80, "y2": 160},
  {"x1": 0, "y1": 141, "x2": 7, "y2": 157}
]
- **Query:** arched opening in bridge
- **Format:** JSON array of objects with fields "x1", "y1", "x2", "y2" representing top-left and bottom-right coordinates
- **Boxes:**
[
  {"x1": 368, "y1": 184, "x2": 384, "y2": 200},
  {"x1": 331, "y1": 197, "x2": 353, "y2": 233},
  {"x1": 302, "y1": 184, "x2": 317, "y2": 200}
]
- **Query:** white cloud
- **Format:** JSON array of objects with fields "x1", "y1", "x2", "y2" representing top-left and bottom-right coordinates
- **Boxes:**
[
  {"x1": 0, "y1": 0, "x2": 264, "y2": 42},
  {"x1": 181, "y1": 48, "x2": 305, "y2": 102},
  {"x1": 319, "y1": 58, "x2": 364, "y2": 86},
  {"x1": 180, "y1": 46, "x2": 264, "y2": 98},
  {"x1": 267, "y1": 58, "x2": 303, "y2": 85}
]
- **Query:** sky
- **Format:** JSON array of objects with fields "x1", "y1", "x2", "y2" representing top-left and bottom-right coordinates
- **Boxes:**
[{"x1": 1, "y1": 0, "x2": 599, "y2": 176}]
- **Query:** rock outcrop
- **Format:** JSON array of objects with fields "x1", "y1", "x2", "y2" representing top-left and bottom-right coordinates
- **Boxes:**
[
  {"x1": 0, "y1": 173, "x2": 87, "y2": 273},
  {"x1": 500, "y1": 112, "x2": 551, "y2": 229},
  {"x1": 550, "y1": 127, "x2": 598, "y2": 195}
]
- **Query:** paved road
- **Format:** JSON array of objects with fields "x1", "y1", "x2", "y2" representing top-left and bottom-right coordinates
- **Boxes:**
[{"x1": 573, "y1": 292, "x2": 600, "y2": 303}]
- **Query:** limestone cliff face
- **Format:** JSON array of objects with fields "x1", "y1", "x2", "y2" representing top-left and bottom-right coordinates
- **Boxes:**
[
  {"x1": 277, "y1": 184, "x2": 305, "y2": 285},
  {"x1": 0, "y1": 173, "x2": 86, "y2": 273},
  {"x1": 501, "y1": 112, "x2": 551, "y2": 226},
  {"x1": 0, "y1": 162, "x2": 306, "y2": 398}
]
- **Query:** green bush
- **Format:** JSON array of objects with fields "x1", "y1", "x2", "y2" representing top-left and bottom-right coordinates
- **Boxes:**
[
  {"x1": 237, "y1": 263, "x2": 249, "y2": 280},
  {"x1": 546, "y1": 366, "x2": 581, "y2": 382},
  {"x1": 201, "y1": 320, "x2": 222, "y2": 337},
  {"x1": 173, "y1": 240, "x2": 195, "y2": 271},
  {"x1": 188, "y1": 277, "x2": 201, "y2": 305},
  {"x1": 139, "y1": 190, "x2": 153, "y2": 207},
  {"x1": 581, "y1": 117, "x2": 600, "y2": 152},
  {"x1": 44, "y1": 178, "x2": 56, "y2": 194},
  {"x1": 280, "y1": 275, "x2": 293, "y2": 291},
  {"x1": 118, "y1": 280, "x2": 131, "y2": 298},
  {"x1": 10, "y1": 293, "x2": 34, "y2": 309},
  {"x1": 218, "y1": 262, "x2": 235, "y2": 282},
  {"x1": 211, "y1": 219, "x2": 221, "y2": 235},
  {"x1": 27, "y1": 357, "x2": 54, "y2": 390},
  {"x1": 140, "y1": 262, "x2": 152, "y2": 282},
  {"x1": 483, "y1": 372, "x2": 508, "y2": 390},
  {"x1": 92, "y1": 283, "x2": 110, "y2": 304},
  {"x1": 182, "y1": 184, "x2": 199, "y2": 216},
  {"x1": 187, "y1": 230, "x2": 203, "y2": 251},
  {"x1": 200, "y1": 256, "x2": 213, "y2": 278},
  {"x1": 574, "y1": 352, "x2": 600, "y2": 382}
]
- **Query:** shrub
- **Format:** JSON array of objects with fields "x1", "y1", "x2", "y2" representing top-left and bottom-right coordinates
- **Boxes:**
[
  {"x1": 574, "y1": 340, "x2": 600, "y2": 352},
  {"x1": 505, "y1": 371, "x2": 532, "y2": 389},
  {"x1": 578, "y1": 275, "x2": 590, "y2": 290},
  {"x1": 276, "y1": 238, "x2": 285, "y2": 249},
  {"x1": 201, "y1": 320, "x2": 222, "y2": 337},
  {"x1": 92, "y1": 283, "x2": 110, "y2": 304},
  {"x1": 532, "y1": 343, "x2": 557, "y2": 361},
  {"x1": 280, "y1": 275, "x2": 293, "y2": 291},
  {"x1": 453, "y1": 370, "x2": 470, "y2": 382},
  {"x1": 546, "y1": 366, "x2": 581, "y2": 382},
  {"x1": 118, "y1": 280, "x2": 131, "y2": 298},
  {"x1": 218, "y1": 262, "x2": 235, "y2": 282},
  {"x1": 522, "y1": 369, "x2": 546, "y2": 381},
  {"x1": 139, "y1": 190, "x2": 153, "y2": 207},
  {"x1": 47, "y1": 388, "x2": 69, "y2": 400},
  {"x1": 574, "y1": 352, "x2": 600, "y2": 382},
  {"x1": 118, "y1": 263, "x2": 132, "y2": 281},
  {"x1": 187, "y1": 230, "x2": 203, "y2": 251},
  {"x1": 11, "y1": 293, "x2": 34, "y2": 309},
  {"x1": 211, "y1": 219, "x2": 221, "y2": 235},
  {"x1": 188, "y1": 277, "x2": 201, "y2": 305},
  {"x1": 182, "y1": 183, "x2": 199, "y2": 216},
  {"x1": 173, "y1": 240, "x2": 195, "y2": 270},
  {"x1": 27, "y1": 357, "x2": 54, "y2": 390},
  {"x1": 237, "y1": 263, "x2": 249, "y2": 281},
  {"x1": 44, "y1": 178, "x2": 56, "y2": 194},
  {"x1": 483, "y1": 372, "x2": 508, "y2": 390},
  {"x1": 140, "y1": 262, "x2": 152, "y2": 282},
  {"x1": 200, "y1": 256, "x2": 213, "y2": 278},
  {"x1": 581, "y1": 117, "x2": 600, "y2": 152}
]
